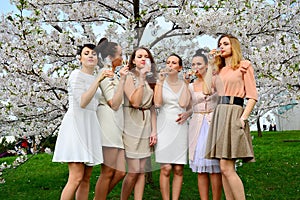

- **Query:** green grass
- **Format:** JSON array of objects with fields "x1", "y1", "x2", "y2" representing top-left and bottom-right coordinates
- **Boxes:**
[{"x1": 0, "y1": 131, "x2": 299, "y2": 199}]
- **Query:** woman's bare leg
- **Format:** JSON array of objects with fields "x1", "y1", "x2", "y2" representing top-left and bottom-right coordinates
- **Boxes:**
[
  {"x1": 159, "y1": 164, "x2": 172, "y2": 200},
  {"x1": 60, "y1": 162, "x2": 85, "y2": 200},
  {"x1": 76, "y1": 166, "x2": 93, "y2": 200},
  {"x1": 121, "y1": 158, "x2": 140, "y2": 200},
  {"x1": 220, "y1": 159, "x2": 245, "y2": 200},
  {"x1": 108, "y1": 149, "x2": 126, "y2": 193},
  {"x1": 210, "y1": 173, "x2": 222, "y2": 200},
  {"x1": 172, "y1": 164, "x2": 184, "y2": 200},
  {"x1": 198, "y1": 173, "x2": 209, "y2": 200},
  {"x1": 134, "y1": 158, "x2": 147, "y2": 200}
]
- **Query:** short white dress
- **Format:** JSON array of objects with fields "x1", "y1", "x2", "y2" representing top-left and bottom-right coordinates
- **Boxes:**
[
  {"x1": 52, "y1": 69, "x2": 103, "y2": 166},
  {"x1": 97, "y1": 68, "x2": 124, "y2": 149},
  {"x1": 155, "y1": 81, "x2": 188, "y2": 164}
]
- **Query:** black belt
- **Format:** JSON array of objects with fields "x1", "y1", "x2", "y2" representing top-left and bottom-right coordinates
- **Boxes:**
[{"x1": 219, "y1": 96, "x2": 244, "y2": 107}]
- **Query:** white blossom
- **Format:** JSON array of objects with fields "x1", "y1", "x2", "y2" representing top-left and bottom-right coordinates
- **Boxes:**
[{"x1": 0, "y1": 0, "x2": 299, "y2": 141}]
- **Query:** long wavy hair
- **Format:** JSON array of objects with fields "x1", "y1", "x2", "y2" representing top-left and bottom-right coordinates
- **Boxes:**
[{"x1": 215, "y1": 34, "x2": 243, "y2": 71}]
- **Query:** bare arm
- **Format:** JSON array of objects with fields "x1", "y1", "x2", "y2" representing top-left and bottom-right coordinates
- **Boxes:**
[
  {"x1": 80, "y1": 70, "x2": 114, "y2": 108},
  {"x1": 124, "y1": 73, "x2": 146, "y2": 108},
  {"x1": 149, "y1": 105, "x2": 157, "y2": 146},
  {"x1": 176, "y1": 94, "x2": 193, "y2": 124},
  {"x1": 154, "y1": 71, "x2": 166, "y2": 108},
  {"x1": 178, "y1": 81, "x2": 191, "y2": 108},
  {"x1": 241, "y1": 98, "x2": 256, "y2": 120},
  {"x1": 107, "y1": 66, "x2": 129, "y2": 110},
  {"x1": 240, "y1": 98, "x2": 257, "y2": 127},
  {"x1": 203, "y1": 64, "x2": 213, "y2": 95}
]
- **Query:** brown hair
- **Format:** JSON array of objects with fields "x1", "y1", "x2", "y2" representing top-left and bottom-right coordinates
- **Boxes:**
[
  {"x1": 215, "y1": 34, "x2": 242, "y2": 71},
  {"x1": 128, "y1": 47, "x2": 155, "y2": 70},
  {"x1": 128, "y1": 47, "x2": 157, "y2": 89}
]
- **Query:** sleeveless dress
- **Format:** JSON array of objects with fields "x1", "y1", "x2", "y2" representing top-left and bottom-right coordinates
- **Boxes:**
[
  {"x1": 123, "y1": 73, "x2": 153, "y2": 159},
  {"x1": 188, "y1": 84, "x2": 220, "y2": 173},
  {"x1": 155, "y1": 81, "x2": 188, "y2": 164},
  {"x1": 97, "y1": 68, "x2": 124, "y2": 149},
  {"x1": 53, "y1": 69, "x2": 103, "y2": 166}
]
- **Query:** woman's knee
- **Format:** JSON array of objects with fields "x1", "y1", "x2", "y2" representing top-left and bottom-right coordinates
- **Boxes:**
[
  {"x1": 220, "y1": 160, "x2": 235, "y2": 177},
  {"x1": 173, "y1": 165, "x2": 184, "y2": 176},
  {"x1": 68, "y1": 173, "x2": 84, "y2": 186},
  {"x1": 161, "y1": 164, "x2": 172, "y2": 177},
  {"x1": 115, "y1": 170, "x2": 126, "y2": 179},
  {"x1": 101, "y1": 164, "x2": 117, "y2": 178},
  {"x1": 126, "y1": 172, "x2": 140, "y2": 182}
]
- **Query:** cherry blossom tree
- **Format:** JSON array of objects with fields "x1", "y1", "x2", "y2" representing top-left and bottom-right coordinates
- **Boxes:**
[{"x1": 0, "y1": 0, "x2": 299, "y2": 141}]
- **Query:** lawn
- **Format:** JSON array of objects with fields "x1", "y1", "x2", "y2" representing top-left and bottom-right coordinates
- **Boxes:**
[{"x1": 0, "y1": 131, "x2": 299, "y2": 199}]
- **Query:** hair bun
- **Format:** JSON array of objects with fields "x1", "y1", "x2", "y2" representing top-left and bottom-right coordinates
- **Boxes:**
[
  {"x1": 98, "y1": 37, "x2": 109, "y2": 47},
  {"x1": 195, "y1": 48, "x2": 207, "y2": 55}
]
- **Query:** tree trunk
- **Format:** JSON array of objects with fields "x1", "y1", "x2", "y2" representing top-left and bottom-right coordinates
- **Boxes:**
[{"x1": 257, "y1": 116, "x2": 262, "y2": 137}]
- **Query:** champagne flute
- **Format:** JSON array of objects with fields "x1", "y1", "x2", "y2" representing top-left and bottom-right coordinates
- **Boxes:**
[
  {"x1": 215, "y1": 47, "x2": 222, "y2": 56},
  {"x1": 208, "y1": 47, "x2": 222, "y2": 60},
  {"x1": 158, "y1": 64, "x2": 172, "y2": 77},
  {"x1": 145, "y1": 58, "x2": 153, "y2": 77},
  {"x1": 115, "y1": 54, "x2": 129, "y2": 79},
  {"x1": 103, "y1": 57, "x2": 114, "y2": 81},
  {"x1": 183, "y1": 68, "x2": 197, "y2": 81},
  {"x1": 122, "y1": 54, "x2": 129, "y2": 66}
]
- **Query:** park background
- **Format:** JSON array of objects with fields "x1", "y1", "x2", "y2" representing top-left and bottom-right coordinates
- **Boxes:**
[{"x1": 0, "y1": 0, "x2": 299, "y2": 199}]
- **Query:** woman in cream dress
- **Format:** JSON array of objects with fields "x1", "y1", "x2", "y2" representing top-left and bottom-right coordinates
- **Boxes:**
[
  {"x1": 93, "y1": 38, "x2": 129, "y2": 200},
  {"x1": 121, "y1": 47, "x2": 157, "y2": 200}
]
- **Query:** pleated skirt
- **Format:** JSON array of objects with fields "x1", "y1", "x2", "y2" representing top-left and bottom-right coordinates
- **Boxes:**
[{"x1": 205, "y1": 104, "x2": 255, "y2": 163}]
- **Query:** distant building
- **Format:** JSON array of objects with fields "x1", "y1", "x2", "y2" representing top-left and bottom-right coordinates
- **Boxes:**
[{"x1": 275, "y1": 102, "x2": 300, "y2": 131}]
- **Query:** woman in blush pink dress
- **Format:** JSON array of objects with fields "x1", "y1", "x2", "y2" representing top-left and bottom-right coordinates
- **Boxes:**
[{"x1": 188, "y1": 49, "x2": 223, "y2": 200}]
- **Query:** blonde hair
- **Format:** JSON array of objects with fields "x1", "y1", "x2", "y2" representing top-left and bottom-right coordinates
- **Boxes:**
[{"x1": 215, "y1": 34, "x2": 243, "y2": 71}]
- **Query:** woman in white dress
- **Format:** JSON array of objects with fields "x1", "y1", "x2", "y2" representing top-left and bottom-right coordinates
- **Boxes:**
[
  {"x1": 154, "y1": 54, "x2": 190, "y2": 200},
  {"x1": 188, "y1": 50, "x2": 222, "y2": 200},
  {"x1": 93, "y1": 38, "x2": 129, "y2": 200},
  {"x1": 52, "y1": 44, "x2": 114, "y2": 200}
]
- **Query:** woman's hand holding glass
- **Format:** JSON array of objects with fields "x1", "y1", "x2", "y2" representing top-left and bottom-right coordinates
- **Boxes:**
[
  {"x1": 103, "y1": 57, "x2": 115, "y2": 81},
  {"x1": 139, "y1": 59, "x2": 151, "y2": 79},
  {"x1": 118, "y1": 65, "x2": 129, "y2": 79},
  {"x1": 183, "y1": 68, "x2": 196, "y2": 83},
  {"x1": 98, "y1": 69, "x2": 115, "y2": 83},
  {"x1": 208, "y1": 47, "x2": 222, "y2": 60},
  {"x1": 157, "y1": 65, "x2": 172, "y2": 82}
]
